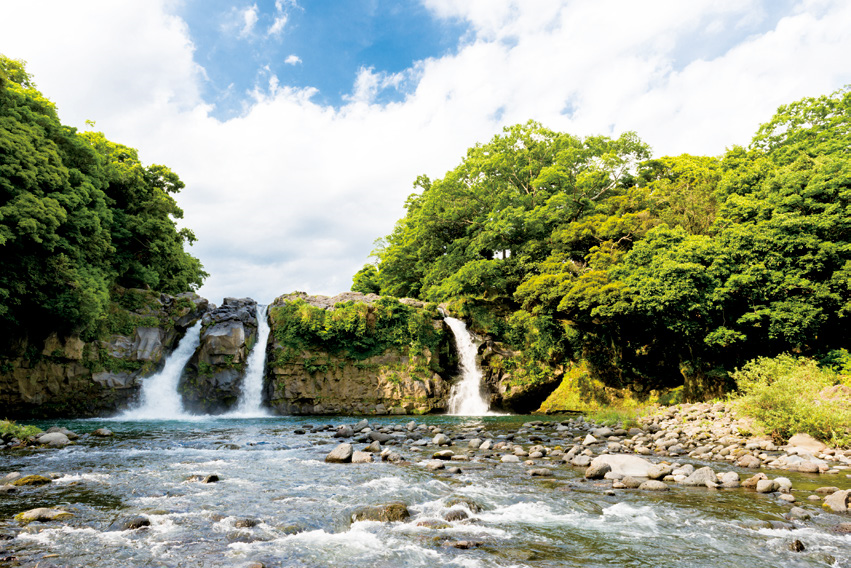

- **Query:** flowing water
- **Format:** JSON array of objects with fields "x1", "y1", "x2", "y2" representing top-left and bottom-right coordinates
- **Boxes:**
[
  {"x1": 444, "y1": 317, "x2": 492, "y2": 416},
  {"x1": 117, "y1": 321, "x2": 203, "y2": 420},
  {"x1": 228, "y1": 304, "x2": 271, "y2": 418},
  {"x1": 1, "y1": 416, "x2": 849, "y2": 568}
]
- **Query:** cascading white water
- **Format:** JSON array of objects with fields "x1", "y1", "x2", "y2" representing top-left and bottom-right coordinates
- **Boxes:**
[
  {"x1": 228, "y1": 303, "x2": 271, "y2": 417},
  {"x1": 118, "y1": 320, "x2": 202, "y2": 420},
  {"x1": 444, "y1": 316, "x2": 492, "y2": 415}
]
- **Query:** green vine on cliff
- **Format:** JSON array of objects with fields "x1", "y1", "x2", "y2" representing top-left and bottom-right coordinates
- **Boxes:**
[{"x1": 269, "y1": 297, "x2": 444, "y2": 369}]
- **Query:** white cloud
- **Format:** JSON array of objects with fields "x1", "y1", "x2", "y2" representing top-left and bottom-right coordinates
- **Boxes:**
[
  {"x1": 1, "y1": 0, "x2": 849, "y2": 305},
  {"x1": 284, "y1": 54, "x2": 302, "y2": 65},
  {"x1": 269, "y1": 14, "x2": 287, "y2": 36},
  {"x1": 240, "y1": 4, "x2": 259, "y2": 37}
]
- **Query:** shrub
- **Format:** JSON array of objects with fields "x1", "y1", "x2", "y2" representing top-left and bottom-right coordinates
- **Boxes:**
[
  {"x1": 0, "y1": 419, "x2": 42, "y2": 440},
  {"x1": 732, "y1": 354, "x2": 851, "y2": 446}
]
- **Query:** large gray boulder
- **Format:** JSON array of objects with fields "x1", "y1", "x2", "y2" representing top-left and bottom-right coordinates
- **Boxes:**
[
  {"x1": 824, "y1": 489, "x2": 850, "y2": 514},
  {"x1": 325, "y1": 443, "x2": 354, "y2": 463},
  {"x1": 585, "y1": 462, "x2": 612, "y2": 480},
  {"x1": 588, "y1": 455, "x2": 654, "y2": 478},
  {"x1": 680, "y1": 467, "x2": 718, "y2": 488}
]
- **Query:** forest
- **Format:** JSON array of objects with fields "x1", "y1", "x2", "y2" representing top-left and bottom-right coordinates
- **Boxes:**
[
  {"x1": 0, "y1": 56, "x2": 207, "y2": 347},
  {"x1": 354, "y1": 86, "x2": 851, "y2": 400}
]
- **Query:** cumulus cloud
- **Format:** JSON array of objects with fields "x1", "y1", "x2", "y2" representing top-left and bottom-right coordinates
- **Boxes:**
[
  {"x1": 284, "y1": 54, "x2": 302, "y2": 65},
  {"x1": 240, "y1": 4, "x2": 259, "y2": 37},
  {"x1": 1, "y1": 0, "x2": 849, "y2": 304}
]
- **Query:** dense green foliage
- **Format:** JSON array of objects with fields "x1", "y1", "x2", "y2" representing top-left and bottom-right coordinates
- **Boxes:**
[
  {"x1": 0, "y1": 56, "x2": 206, "y2": 343},
  {"x1": 269, "y1": 297, "x2": 444, "y2": 370},
  {"x1": 0, "y1": 419, "x2": 41, "y2": 440},
  {"x1": 732, "y1": 354, "x2": 851, "y2": 446},
  {"x1": 359, "y1": 87, "x2": 851, "y2": 396}
]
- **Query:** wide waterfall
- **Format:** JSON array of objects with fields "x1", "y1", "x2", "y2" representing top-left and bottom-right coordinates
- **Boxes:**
[
  {"x1": 228, "y1": 303, "x2": 271, "y2": 417},
  {"x1": 444, "y1": 316, "x2": 492, "y2": 415},
  {"x1": 118, "y1": 320, "x2": 202, "y2": 420}
]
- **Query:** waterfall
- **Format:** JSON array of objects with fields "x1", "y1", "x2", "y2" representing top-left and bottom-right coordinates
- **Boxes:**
[
  {"x1": 118, "y1": 320, "x2": 202, "y2": 420},
  {"x1": 227, "y1": 304, "x2": 271, "y2": 417},
  {"x1": 444, "y1": 316, "x2": 492, "y2": 415}
]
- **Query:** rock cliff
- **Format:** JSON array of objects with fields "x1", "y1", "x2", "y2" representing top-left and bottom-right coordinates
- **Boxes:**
[
  {"x1": 265, "y1": 292, "x2": 457, "y2": 415},
  {"x1": 0, "y1": 288, "x2": 209, "y2": 418},
  {"x1": 178, "y1": 298, "x2": 259, "y2": 414}
]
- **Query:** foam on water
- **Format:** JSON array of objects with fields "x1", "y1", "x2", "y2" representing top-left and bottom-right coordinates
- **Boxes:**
[
  {"x1": 117, "y1": 321, "x2": 202, "y2": 420},
  {"x1": 476, "y1": 501, "x2": 584, "y2": 526}
]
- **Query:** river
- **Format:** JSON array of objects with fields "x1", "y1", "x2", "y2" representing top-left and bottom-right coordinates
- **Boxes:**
[{"x1": 1, "y1": 415, "x2": 849, "y2": 567}]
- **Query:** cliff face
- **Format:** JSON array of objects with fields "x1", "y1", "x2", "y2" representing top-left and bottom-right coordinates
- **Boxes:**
[
  {"x1": 178, "y1": 298, "x2": 259, "y2": 414},
  {"x1": 478, "y1": 340, "x2": 564, "y2": 414},
  {"x1": 0, "y1": 289, "x2": 209, "y2": 419},
  {"x1": 265, "y1": 292, "x2": 457, "y2": 415}
]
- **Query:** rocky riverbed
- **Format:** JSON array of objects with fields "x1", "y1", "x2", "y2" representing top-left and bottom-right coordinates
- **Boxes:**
[{"x1": 1, "y1": 408, "x2": 849, "y2": 567}]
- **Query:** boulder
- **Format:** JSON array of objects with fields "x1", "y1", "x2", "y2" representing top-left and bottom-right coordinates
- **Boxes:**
[
  {"x1": 351, "y1": 451, "x2": 373, "y2": 463},
  {"x1": 528, "y1": 468, "x2": 554, "y2": 477},
  {"x1": 350, "y1": 502, "x2": 410, "y2": 523},
  {"x1": 681, "y1": 467, "x2": 718, "y2": 488},
  {"x1": 38, "y1": 432, "x2": 71, "y2": 447},
  {"x1": 15, "y1": 508, "x2": 73, "y2": 524},
  {"x1": 111, "y1": 515, "x2": 151, "y2": 531},
  {"x1": 787, "y1": 433, "x2": 827, "y2": 454},
  {"x1": 11, "y1": 475, "x2": 52, "y2": 487},
  {"x1": 619, "y1": 476, "x2": 643, "y2": 488},
  {"x1": 647, "y1": 464, "x2": 673, "y2": 480},
  {"x1": 588, "y1": 455, "x2": 654, "y2": 477},
  {"x1": 501, "y1": 455, "x2": 521, "y2": 463},
  {"x1": 737, "y1": 454, "x2": 762, "y2": 469},
  {"x1": 638, "y1": 480, "x2": 669, "y2": 491},
  {"x1": 755, "y1": 479, "x2": 779, "y2": 493},
  {"x1": 334, "y1": 426, "x2": 354, "y2": 438},
  {"x1": 325, "y1": 443, "x2": 354, "y2": 463},
  {"x1": 585, "y1": 462, "x2": 612, "y2": 480},
  {"x1": 823, "y1": 489, "x2": 850, "y2": 514},
  {"x1": 90, "y1": 428, "x2": 114, "y2": 437},
  {"x1": 742, "y1": 473, "x2": 768, "y2": 489},
  {"x1": 570, "y1": 455, "x2": 592, "y2": 467},
  {"x1": 433, "y1": 434, "x2": 450, "y2": 446}
]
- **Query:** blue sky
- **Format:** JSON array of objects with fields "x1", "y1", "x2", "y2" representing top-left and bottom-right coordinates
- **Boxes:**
[
  {"x1": 1, "y1": 1, "x2": 850, "y2": 304},
  {"x1": 178, "y1": 0, "x2": 469, "y2": 116}
]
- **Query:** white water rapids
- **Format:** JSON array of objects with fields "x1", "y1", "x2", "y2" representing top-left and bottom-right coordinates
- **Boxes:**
[
  {"x1": 117, "y1": 320, "x2": 202, "y2": 420},
  {"x1": 444, "y1": 316, "x2": 493, "y2": 415}
]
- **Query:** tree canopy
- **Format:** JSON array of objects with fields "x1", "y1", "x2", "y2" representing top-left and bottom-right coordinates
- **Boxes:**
[
  {"x1": 0, "y1": 56, "x2": 206, "y2": 342},
  {"x1": 357, "y1": 87, "x2": 851, "y2": 396}
]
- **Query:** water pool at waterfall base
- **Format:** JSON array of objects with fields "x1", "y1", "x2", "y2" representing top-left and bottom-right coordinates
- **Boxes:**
[{"x1": 1, "y1": 416, "x2": 849, "y2": 568}]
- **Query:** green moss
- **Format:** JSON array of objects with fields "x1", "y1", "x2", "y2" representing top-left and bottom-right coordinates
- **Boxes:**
[{"x1": 269, "y1": 297, "x2": 445, "y2": 363}]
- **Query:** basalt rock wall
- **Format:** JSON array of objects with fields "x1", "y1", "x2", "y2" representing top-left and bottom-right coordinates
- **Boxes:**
[
  {"x1": 265, "y1": 292, "x2": 458, "y2": 415},
  {"x1": 0, "y1": 289, "x2": 210, "y2": 419}
]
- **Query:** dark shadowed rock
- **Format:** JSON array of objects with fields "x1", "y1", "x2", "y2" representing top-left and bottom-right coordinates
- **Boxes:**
[{"x1": 350, "y1": 502, "x2": 410, "y2": 523}]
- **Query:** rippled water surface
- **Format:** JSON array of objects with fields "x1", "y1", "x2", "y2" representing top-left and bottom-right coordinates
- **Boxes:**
[{"x1": 1, "y1": 416, "x2": 849, "y2": 567}]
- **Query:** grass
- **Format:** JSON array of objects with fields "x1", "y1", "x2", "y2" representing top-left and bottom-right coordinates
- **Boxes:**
[
  {"x1": 0, "y1": 419, "x2": 42, "y2": 440},
  {"x1": 731, "y1": 354, "x2": 851, "y2": 447}
]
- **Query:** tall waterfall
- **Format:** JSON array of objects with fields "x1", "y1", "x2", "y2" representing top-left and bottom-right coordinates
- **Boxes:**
[
  {"x1": 444, "y1": 316, "x2": 492, "y2": 415},
  {"x1": 118, "y1": 320, "x2": 202, "y2": 420},
  {"x1": 228, "y1": 304, "x2": 271, "y2": 417}
]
